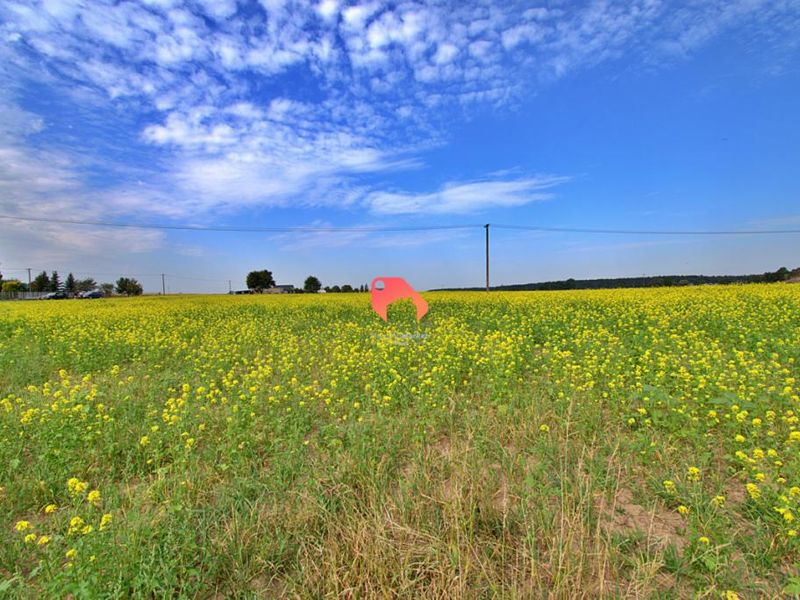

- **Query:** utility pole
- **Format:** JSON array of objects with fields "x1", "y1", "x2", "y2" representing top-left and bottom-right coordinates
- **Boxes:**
[
  {"x1": 228, "y1": 280, "x2": 232, "y2": 294},
  {"x1": 484, "y1": 223, "x2": 490, "y2": 292},
  {"x1": 161, "y1": 273, "x2": 166, "y2": 296},
  {"x1": 26, "y1": 268, "x2": 32, "y2": 289}
]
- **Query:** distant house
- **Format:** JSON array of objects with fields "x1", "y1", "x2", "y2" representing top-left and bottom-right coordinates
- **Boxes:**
[{"x1": 264, "y1": 284, "x2": 294, "y2": 294}]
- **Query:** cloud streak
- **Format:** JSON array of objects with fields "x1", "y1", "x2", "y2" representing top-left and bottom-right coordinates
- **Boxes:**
[{"x1": 367, "y1": 175, "x2": 570, "y2": 214}]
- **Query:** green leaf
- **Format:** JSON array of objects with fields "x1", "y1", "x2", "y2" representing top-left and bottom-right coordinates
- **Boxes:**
[
  {"x1": 783, "y1": 579, "x2": 800, "y2": 594},
  {"x1": 702, "y1": 555, "x2": 717, "y2": 572}
]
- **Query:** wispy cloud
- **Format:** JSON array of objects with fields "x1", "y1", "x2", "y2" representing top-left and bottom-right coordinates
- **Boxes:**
[
  {"x1": 269, "y1": 220, "x2": 471, "y2": 251},
  {"x1": 0, "y1": 93, "x2": 165, "y2": 258},
  {"x1": 366, "y1": 174, "x2": 570, "y2": 214}
]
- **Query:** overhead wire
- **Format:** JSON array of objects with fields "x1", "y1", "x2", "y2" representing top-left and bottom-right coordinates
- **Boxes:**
[{"x1": 2, "y1": 213, "x2": 799, "y2": 235}]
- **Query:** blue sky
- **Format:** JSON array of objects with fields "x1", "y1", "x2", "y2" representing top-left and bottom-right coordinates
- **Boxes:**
[{"x1": 0, "y1": 0, "x2": 798, "y2": 292}]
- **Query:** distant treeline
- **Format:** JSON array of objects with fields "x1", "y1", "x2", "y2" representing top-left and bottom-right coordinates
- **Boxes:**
[{"x1": 436, "y1": 266, "x2": 800, "y2": 292}]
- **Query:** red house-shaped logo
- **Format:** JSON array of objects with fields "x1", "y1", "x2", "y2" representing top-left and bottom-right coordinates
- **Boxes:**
[{"x1": 370, "y1": 277, "x2": 428, "y2": 322}]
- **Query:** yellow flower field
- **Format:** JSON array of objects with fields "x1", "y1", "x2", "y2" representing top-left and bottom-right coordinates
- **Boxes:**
[{"x1": 1, "y1": 285, "x2": 799, "y2": 596}]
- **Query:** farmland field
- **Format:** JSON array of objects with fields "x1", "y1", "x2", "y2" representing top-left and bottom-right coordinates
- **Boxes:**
[{"x1": 1, "y1": 286, "x2": 800, "y2": 598}]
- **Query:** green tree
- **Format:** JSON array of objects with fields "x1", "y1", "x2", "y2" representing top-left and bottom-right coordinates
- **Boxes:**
[
  {"x1": 32, "y1": 271, "x2": 50, "y2": 292},
  {"x1": 341, "y1": 284, "x2": 353, "y2": 293},
  {"x1": 304, "y1": 276, "x2": 322, "y2": 293},
  {"x1": 76, "y1": 278, "x2": 97, "y2": 293},
  {"x1": 772, "y1": 267, "x2": 790, "y2": 282},
  {"x1": 246, "y1": 270, "x2": 275, "y2": 292},
  {"x1": 99, "y1": 283, "x2": 114, "y2": 297},
  {"x1": 65, "y1": 272, "x2": 77, "y2": 294},
  {"x1": 329, "y1": 285, "x2": 341, "y2": 293},
  {"x1": 2, "y1": 280, "x2": 24, "y2": 293},
  {"x1": 49, "y1": 271, "x2": 61, "y2": 292},
  {"x1": 115, "y1": 277, "x2": 143, "y2": 296}
]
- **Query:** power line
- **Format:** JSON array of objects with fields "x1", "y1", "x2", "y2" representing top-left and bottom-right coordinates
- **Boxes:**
[
  {"x1": 0, "y1": 214, "x2": 478, "y2": 233},
  {"x1": 166, "y1": 274, "x2": 234, "y2": 282},
  {"x1": 493, "y1": 224, "x2": 800, "y2": 235},
  {"x1": 1, "y1": 213, "x2": 799, "y2": 235},
  {"x1": 1, "y1": 269, "x2": 230, "y2": 283}
]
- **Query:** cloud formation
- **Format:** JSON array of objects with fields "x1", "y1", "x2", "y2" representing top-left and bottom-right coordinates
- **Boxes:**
[
  {"x1": 0, "y1": 0, "x2": 797, "y2": 222},
  {"x1": 367, "y1": 174, "x2": 570, "y2": 214}
]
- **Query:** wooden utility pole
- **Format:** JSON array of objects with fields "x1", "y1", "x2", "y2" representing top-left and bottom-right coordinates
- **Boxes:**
[
  {"x1": 484, "y1": 223, "x2": 490, "y2": 292},
  {"x1": 161, "y1": 274, "x2": 166, "y2": 295}
]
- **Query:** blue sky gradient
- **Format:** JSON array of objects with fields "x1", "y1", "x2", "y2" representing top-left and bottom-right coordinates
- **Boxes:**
[{"x1": 1, "y1": 0, "x2": 798, "y2": 292}]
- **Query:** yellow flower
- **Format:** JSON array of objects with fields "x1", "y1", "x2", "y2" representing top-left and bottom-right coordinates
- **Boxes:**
[
  {"x1": 44, "y1": 504, "x2": 57, "y2": 514},
  {"x1": 746, "y1": 483, "x2": 761, "y2": 500},
  {"x1": 68, "y1": 516, "x2": 85, "y2": 535},
  {"x1": 724, "y1": 592, "x2": 740, "y2": 600},
  {"x1": 734, "y1": 434, "x2": 745, "y2": 443},
  {"x1": 139, "y1": 435, "x2": 150, "y2": 446},
  {"x1": 712, "y1": 495, "x2": 725, "y2": 507},
  {"x1": 677, "y1": 505, "x2": 689, "y2": 515},
  {"x1": 99, "y1": 513, "x2": 112, "y2": 530},
  {"x1": 15, "y1": 520, "x2": 31, "y2": 532},
  {"x1": 789, "y1": 431, "x2": 800, "y2": 442},
  {"x1": 67, "y1": 477, "x2": 88, "y2": 497},
  {"x1": 81, "y1": 524, "x2": 94, "y2": 535},
  {"x1": 37, "y1": 535, "x2": 51, "y2": 546},
  {"x1": 87, "y1": 490, "x2": 101, "y2": 506},
  {"x1": 24, "y1": 533, "x2": 37, "y2": 543},
  {"x1": 687, "y1": 466, "x2": 701, "y2": 482},
  {"x1": 663, "y1": 480, "x2": 676, "y2": 494},
  {"x1": 698, "y1": 536, "x2": 710, "y2": 545},
  {"x1": 66, "y1": 548, "x2": 77, "y2": 560},
  {"x1": 539, "y1": 424, "x2": 550, "y2": 433}
]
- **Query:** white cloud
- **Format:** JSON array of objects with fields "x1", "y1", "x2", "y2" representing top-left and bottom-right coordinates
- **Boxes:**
[
  {"x1": 196, "y1": 0, "x2": 238, "y2": 21},
  {"x1": 0, "y1": 0, "x2": 796, "y2": 223},
  {"x1": 366, "y1": 175, "x2": 571, "y2": 215},
  {"x1": 0, "y1": 93, "x2": 167, "y2": 260},
  {"x1": 269, "y1": 220, "x2": 470, "y2": 251},
  {"x1": 0, "y1": 142, "x2": 165, "y2": 260},
  {"x1": 316, "y1": 0, "x2": 339, "y2": 21},
  {"x1": 433, "y1": 42, "x2": 459, "y2": 65},
  {"x1": 4, "y1": 1, "x2": 791, "y2": 115},
  {"x1": 342, "y1": 2, "x2": 381, "y2": 31}
]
